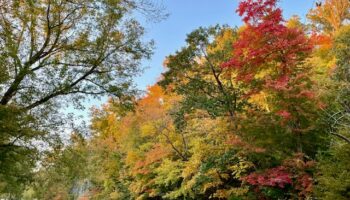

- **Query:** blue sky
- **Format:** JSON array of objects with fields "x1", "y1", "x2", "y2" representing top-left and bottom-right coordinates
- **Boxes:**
[{"x1": 135, "y1": 0, "x2": 315, "y2": 90}]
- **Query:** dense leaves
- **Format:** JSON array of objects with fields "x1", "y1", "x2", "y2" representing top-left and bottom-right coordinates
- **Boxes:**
[
  {"x1": 0, "y1": 0, "x2": 160, "y2": 197},
  {"x1": 1, "y1": 0, "x2": 350, "y2": 199}
]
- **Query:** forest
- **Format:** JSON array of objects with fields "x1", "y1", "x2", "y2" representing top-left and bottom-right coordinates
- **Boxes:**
[{"x1": 0, "y1": 0, "x2": 349, "y2": 199}]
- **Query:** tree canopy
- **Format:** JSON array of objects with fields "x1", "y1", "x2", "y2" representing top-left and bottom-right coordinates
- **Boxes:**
[{"x1": 1, "y1": 0, "x2": 350, "y2": 199}]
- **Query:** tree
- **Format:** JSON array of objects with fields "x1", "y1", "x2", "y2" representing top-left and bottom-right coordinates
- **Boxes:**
[
  {"x1": 12, "y1": 1, "x2": 350, "y2": 199},
  {"x1": 88, "y1": 84, "x2": 256, "y2": 200},
  {"x1": 313, "y1": 25, "x2": 350, "y2": 200},
  {"x1": 0, "y1": 106, "x2": 40, "y2": 197},
  {"x1": 160, "y1": 26, "x2": 247, "y2": 130},
  {"x1": 323, "y1": 25, "x2": 350, "y2": 144},
  {"x1": 0, "y1": 0, "x2": 155, "y2": 111},
  {"x1": 31, "y1": 133, "x2": 90, "y2": 200},
  {"x1": 0, "y1": 0, "x2": 162, "y2": 196},
  {"x1": 222, "y1": 0, "x2": 323, "y2": 153},
  {"x1": 315, "y1": 142, "x2": 350, "y2": 200},
  {"x1": 308, "y1": 0, "x2": 350, "y2": 35},
  {"x1": 219, "y1": 1, "x2": 329, "y2": 198}
]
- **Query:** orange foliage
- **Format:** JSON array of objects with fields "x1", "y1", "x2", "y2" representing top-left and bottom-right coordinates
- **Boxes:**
[{"x1": 133, "y1": 144, "x2": 171, "y2": 175}]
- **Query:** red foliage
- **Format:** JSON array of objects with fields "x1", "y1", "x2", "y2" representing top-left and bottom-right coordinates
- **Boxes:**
[
  {"x1": 237, "y1": 0, "x2": 281, "y2": 23},
  {"x1": 242, "y1": 154, "x2": 315, "y2": 194},
  {"x1": 282, "y1": 154, "x2": 315, "y2": 198},
  {"x1": 242, "y1": 166, "x2": 292, "y2": 188},
  {"x1": 295, "y1": 174, "x2": 313, "y2": 197},
  {"x1": 298, "y1": 90, "x2": 315, "y2": 99},
  {"x1": 223, "y1": 0, "x2": 321, "y2": 131},
  {"x1": 242, "y1": 154, "x2": 315, "y2": 192},
  {"x1": 243, "y1": 161, "x2": 314, "y2": 198},
  {"x1": 222, "y1": 0, "x2": 313, "y2": 87},
  {"x1": 276, "y1": 110, "x2": 291, "y2": 119}
]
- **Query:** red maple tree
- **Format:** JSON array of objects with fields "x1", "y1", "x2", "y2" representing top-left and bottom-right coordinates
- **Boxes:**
[
  {"x1": 242, "y1": 166, "x2": 292, "y2": 188},
  {"x1": 223, "y1": 0, "x2": 312, "y2": 86},
  {"x1": 223, "y1": 0, "x2": 318, "y2": 127}
]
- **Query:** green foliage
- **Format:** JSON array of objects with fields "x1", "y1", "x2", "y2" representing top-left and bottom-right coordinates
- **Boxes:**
[
  {"x1": 1, "y1": 1, "x2": 350, "y2": 199},
  {"x1": 314, "y1": 24, "x2": 350, "y2": 200},
  {"x1": 159, "y1": 26, "x2": 246, "y2": 128},
  {"x1": 31, "y1": 134, "x2": 89, "y2": 200},
  {"x1": 0, "y1": 0, "x2": 154, "y2": 110},
  {"x1": 315, "y1": 144, "x2": 350, "y2": 199},
  {"x1": 0, "y1": 105, "x2": 40, "y2": 196},
  {"x1": 0, "y1": 0, "x2": 161, "y2": 197},
  {"x1": 334, "y1": 25, "x2": 350, "y2": 83}
]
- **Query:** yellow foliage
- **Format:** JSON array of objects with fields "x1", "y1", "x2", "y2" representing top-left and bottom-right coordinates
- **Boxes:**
[
  {"x1": 286, "y1": 15, "x2": 304, "y2": 29},
  {"x1": 308, "y1": 0, "x2": 350, "y2": 34},
  {"x1": 213, "y1": 187, "x2": 249, "y2": 199},
  {"x1": 249, "y1": 92, "x2": 271, "y2": 112},
  {"x1": 230, "y1": 158, "x2": 254, "y2": 179},
  {"x1": 207, "y1": 28, "x2": 236, "y2": 54},
  {"x1": 140, "y1": 122, "x2": 156, "y2": 137}
]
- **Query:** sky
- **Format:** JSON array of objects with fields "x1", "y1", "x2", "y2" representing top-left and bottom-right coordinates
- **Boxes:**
[{"x1": 70, "y1": 0, "x2": 316, "y2": 123}]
